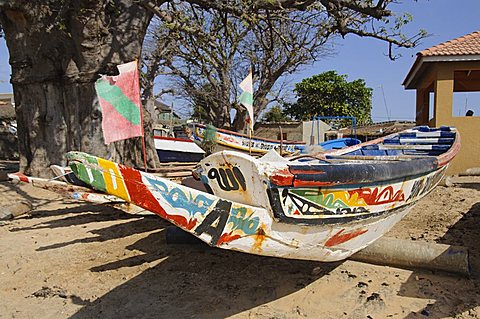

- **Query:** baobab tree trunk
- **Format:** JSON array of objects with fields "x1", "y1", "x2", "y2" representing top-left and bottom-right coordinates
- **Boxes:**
[{"x1": 0, "y1": 0, "x2": 155, "y2": 177}]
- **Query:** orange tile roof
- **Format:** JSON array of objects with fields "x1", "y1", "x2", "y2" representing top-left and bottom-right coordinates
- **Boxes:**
[{"x1": 419, "y1": 30, "x2": 480, "y2": 57}]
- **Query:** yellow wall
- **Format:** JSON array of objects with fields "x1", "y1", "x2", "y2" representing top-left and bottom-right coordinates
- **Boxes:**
[
  {"x1": 425, "y1": 64, "x2": 480, "y2": 174},
  {"x1": 438, "y1": 117, "x2": 480, "y2": 174}
]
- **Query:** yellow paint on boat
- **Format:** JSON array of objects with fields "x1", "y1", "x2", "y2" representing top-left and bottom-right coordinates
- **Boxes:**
[{"x1": 98, "y1": 158, "x2": 130, "y2": 201}]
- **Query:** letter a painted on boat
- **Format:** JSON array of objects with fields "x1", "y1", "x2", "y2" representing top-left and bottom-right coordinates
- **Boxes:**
[{"x1": 194, "y1": 199, "x2": 232, "y2": 245}]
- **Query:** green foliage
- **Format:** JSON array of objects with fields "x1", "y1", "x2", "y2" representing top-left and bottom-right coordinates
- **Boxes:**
[
  {"x1": 262, "y1": 106, "x2": 290, "y2": 123},
  {"x1": 284, "y1": 71, "x2": 373, "y2": 125}
]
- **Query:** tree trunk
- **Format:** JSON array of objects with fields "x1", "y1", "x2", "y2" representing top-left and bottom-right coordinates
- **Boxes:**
[
  {"x1": 231, "y1": 107, "x2": 247, "y2": 132},
  {"x1": 0, "y1": 0, "x2": 154, "y2": 177}
]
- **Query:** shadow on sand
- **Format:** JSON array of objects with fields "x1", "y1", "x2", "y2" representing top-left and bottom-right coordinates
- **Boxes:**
[
  {"x1": 10, "y1": 201, "x2": 338, "y2": 319},
  {"x1": 55, "y1": 213, "x2": 339, "y2": 319},
  {"x1": 10, "y1": 181, "x2": 479, "y2": 318},
  {"x1": 399, "y1": 199, "x2": 480, "y2": 318},
  {"x1": 72, "y1": 233, "x2": 338, "y2": 319},
  {"x1": 65, "y1": 194, "x2": 480, "y2": 318}
]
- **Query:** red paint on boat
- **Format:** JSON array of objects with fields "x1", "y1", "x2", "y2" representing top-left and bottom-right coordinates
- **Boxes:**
[
  {"x1": 12, "y1": 172, "x2": 29, "y2": 183},
  {"x1": 438, "y1": 133, "x2": 461, "y2": 167},
  {"x1": 217, "y1": 232, "x2": 241, "y2": 246},
  {"x1": 324, "y1": 228, "x2": 368, "y2": 247},
  {"x1": 349, "y1": 186, "x2": 405, "y2": 205},
  {"x1": 118, "y1": 164, "x2": 196, "y2": 229},
  {"x1": 269, "y1": 168, "x2": 294, "y2": 186}
]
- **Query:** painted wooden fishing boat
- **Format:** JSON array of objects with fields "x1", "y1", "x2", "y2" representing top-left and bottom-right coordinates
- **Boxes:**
[
  {"x1": 190, "y1": 123, "x2": 306, "y2": 155},
  {"x1": 66, "y1": 126, "x2": 460, "y2": 262},
  {"x1": 154, "y1": 135, "x2": 205, "y2": 163}
]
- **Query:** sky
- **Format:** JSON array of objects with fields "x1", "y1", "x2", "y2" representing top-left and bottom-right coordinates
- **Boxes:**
[{"x1": 1, "y1": 0, "x2": 480, "y2": 123}]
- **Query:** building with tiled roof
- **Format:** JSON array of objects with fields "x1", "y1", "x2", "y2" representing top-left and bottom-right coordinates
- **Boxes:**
[
  {"x1": 403, "y1": 31, "x2": 480, "y2": 174},
  {"x1": 404, "y1": 31, "x2": 480, "y2": 89},
  {"x1": 420, "y1": 31, "x2": 480, "y2": 56}
]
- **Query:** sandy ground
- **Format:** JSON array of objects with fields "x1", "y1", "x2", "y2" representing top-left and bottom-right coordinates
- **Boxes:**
[{"x1": 1, "y1": 173, "x2": 480, "y2": 319}]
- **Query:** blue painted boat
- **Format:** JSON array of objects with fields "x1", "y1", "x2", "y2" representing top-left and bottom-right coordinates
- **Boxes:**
[{"x1": 320, "y1": 137, "x2": 361, "y2": 150}]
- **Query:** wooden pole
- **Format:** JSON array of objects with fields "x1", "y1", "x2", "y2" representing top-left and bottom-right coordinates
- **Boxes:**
[
  {"x1": 249, "y1": 127, "x2": 252, "y2": 155},
  {"x1": 279, "y1": 125, "x2": 283, "y2": 156},
  {"x1": 138, "y1": 98, "x2": 148, "y2": 172},
  {"x1": 141, "y1": 135, "x2": 148, "y2": 172},
  {"x1": 351, "y1": 237, "x2": 470, "y2": 276}
]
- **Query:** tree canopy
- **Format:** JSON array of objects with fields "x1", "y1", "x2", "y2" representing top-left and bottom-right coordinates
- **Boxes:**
[
  {"x1": 143, "y1": 3, "x2": 335, "y2": 130},
  {"x1": 284, "y1": 70, "x2": 373, "y2": 124},
  {"x1": 143, "y1": 0, "x2": 426, "y2": 130},
  {"x1": 0, "y1": 0, "x2": 426, "y2": 176},
  {"x1": 262, "y1": 106, "x2": 291, "y2": 123}
]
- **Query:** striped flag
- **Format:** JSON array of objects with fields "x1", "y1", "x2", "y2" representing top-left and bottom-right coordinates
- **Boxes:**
[
  {"x1": 239, "y1": 69, "x2": 254, "y2": 131},
  {"x1": 95, "y1": 61, "x2": 143, "y2": 144}
]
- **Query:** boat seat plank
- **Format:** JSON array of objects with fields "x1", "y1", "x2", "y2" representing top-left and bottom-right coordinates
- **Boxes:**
[
  {"x1": 383, "y1": 137, "x2": 454, "y2": 144},
  {"x1": 378, "y1": 144, "x2": 451, "y2": 151},
  {"x1": 400, "y1": 131, "x2": 456, "y2": 138},
  {"x1": 415, "y1": 125, "x2": 453, "y2": 132}
]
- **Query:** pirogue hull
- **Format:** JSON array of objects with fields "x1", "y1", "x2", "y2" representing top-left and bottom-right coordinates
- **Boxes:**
[
  {"x1": 154, "y1": 135, "x2": 205, "y2": 163},
  {"x1": 191, "y1": 123, "x2": 306, "y2": 155},
  {"x1": 66, "y1": 126, "x2": 460, "y2": 262}
]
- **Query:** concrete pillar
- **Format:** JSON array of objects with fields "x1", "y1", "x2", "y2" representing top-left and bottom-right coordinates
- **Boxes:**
[
  {"x1": 415, "y1": 88, "x2": 430, "y2": 125},
  {"x1": 433, "y1": 67, "x2": 454, "y2": 126}
]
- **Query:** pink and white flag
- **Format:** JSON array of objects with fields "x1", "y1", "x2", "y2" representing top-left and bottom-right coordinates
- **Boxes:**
[{"x1": 95, "y1": 61, "x2": 143, "y2": 144}]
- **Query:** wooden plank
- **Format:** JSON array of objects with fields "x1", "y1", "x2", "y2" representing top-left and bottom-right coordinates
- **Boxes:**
[
  {"x1": 149, "y1": 165, "x2": 196, "y2": 173},
  {"x1": 378, "y1": 144, "x2": 448, "y2": 150},
  {"x1": 151, "y1": 171, "x2": 193, "y2": 178},
  {"x1": 157, "y1": 161, "x2": 199, "y2": 166}
]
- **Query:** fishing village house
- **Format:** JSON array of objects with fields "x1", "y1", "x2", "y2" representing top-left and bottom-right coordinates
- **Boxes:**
[
  {"x1": 154, "y1": 100, "x2": 182, "y2": 125},
  {"x1": 152, "y1": 100, "x2": 192, "y2": 138},
  {"x1": 254, "y1": 119, "x2": 331, "y2": 144},
  {"x1": 403, "y1": 30, "x2": 480, "y2": 174}
]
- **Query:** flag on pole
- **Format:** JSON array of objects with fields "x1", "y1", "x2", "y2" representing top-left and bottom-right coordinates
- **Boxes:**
[
  {"x1": 95, "y1": 60, "x2": 143, "y2": 144},
  {"x1": 239, "y1": 69, "x2": 254, "y2": 131}
]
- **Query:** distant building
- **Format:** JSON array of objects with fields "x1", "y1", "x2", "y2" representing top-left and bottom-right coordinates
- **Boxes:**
[
  {"x1": 254, "y1": 119, "x2": 330, "y2": 144},
  {"x1": 328, "y1": 121, "x2": 416, "y2": 142},
  {"x1": 154, "y1": 100, "x2": 183, "y2": 125},
  {"x1": 302, "y1": 120, "x2": 331, "y2": 144},
  {"x1": 254, "y1": 122, "x2": 303, "y2": 142}
]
